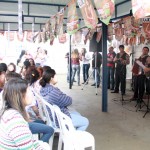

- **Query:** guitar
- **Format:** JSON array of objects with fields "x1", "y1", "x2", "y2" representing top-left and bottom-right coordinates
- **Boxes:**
[{"x1": 132, "y1": 60, "x2": 150, "y2": 78}]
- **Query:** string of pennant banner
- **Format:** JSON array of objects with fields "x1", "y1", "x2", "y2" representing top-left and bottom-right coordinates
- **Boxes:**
[{"x1": 3, "y1": 0, "x2": 150, "y2": 46}]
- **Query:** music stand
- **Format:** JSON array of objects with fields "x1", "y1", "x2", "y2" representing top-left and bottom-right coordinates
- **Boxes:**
[
  {"x1": 143, "y1": 77, "x2": 150, "y2": 118},
  {"x1": 81, "y1": 52, "x2": 101, "y2": 95}
]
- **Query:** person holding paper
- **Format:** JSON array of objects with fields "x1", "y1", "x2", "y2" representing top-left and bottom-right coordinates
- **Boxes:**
[{"x1": 130, "y1": 47, "x2": 150, "y2": 101}]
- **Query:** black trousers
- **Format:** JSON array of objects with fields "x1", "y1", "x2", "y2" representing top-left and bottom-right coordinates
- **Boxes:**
[
  {"x1": 133, "y1": 74, "x2": 146, "y2": 99},
  {"x1": 114, "y1": 68, "x2": 126, "y2": 94}
]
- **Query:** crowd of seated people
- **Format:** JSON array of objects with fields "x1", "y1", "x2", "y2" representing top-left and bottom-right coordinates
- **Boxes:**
[{"x1": 0, "y1": 47, "x2": 89, "y2": 149}]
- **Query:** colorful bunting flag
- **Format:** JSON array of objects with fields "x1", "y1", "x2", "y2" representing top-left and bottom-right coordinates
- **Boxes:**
[
  {"x1": 142, "y1": 18, "x2": 150, "y2": 40},
  {"x1": 107, "y1": 23, "x2": 113, "y2": 41},
  {"x1": 67, "y1": 0, "x2": 79, "y2": 35},
  {"x1": 94, "y1": 0, "x2": 115, "y2": 25},
  {"x1": 114, "y1": 20, "x2": 123, "y2": 41},
  {"x1": 77, "y1": 0, "x2": 98, "y2": 29},
  {"x1": 132, "y1": 0, "x2": 150, "y2": 19}
]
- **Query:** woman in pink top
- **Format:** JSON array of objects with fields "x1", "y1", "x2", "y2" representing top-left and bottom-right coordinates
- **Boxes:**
[{"x1": 71, "y1": 49, "x2": 82, "y2": 86}]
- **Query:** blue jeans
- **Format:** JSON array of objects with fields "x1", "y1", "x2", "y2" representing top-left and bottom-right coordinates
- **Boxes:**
[
  {"x1": 83, "y1": 64, "x2": 90, "y2": 82},
  {"x1": 108, "y1": 66, "x2": 115, "y2": 89},
  {"x1": 93, "y1": 67, "x2": 100, "y2": 85},
  {"x1": 71, "y1": 64, "x2": 80, "y2": 85},
  {"x1": 28, "y1": 119, "x2": 54, "y2": 143},
  {"x1": 70, "y1": 111, "x2": 89, "y2": 131}
]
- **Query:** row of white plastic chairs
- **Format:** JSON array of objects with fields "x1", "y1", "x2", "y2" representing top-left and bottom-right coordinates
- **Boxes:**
[{"x1": 33, "y1": 90, "x2": 95, "y2": 150}]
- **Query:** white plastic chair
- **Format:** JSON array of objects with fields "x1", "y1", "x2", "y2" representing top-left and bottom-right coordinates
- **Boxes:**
[
  {"x1": 32, "y1": 90, "x2": 62, "y2": 150},
  {"x1": 53, "y1": 105, "x2": 95, "y2": 150}
]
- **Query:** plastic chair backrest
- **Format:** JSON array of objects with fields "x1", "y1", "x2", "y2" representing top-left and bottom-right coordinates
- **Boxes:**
[{"x1": 32, "y1": 89, "x2": 57, "y2": 128}]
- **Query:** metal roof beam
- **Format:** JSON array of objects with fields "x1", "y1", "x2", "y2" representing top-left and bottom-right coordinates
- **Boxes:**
[
  {"x1": 0, "y1": 0, "x2": 66, "y2": 7},
  {"x1": 0, "y1": 22, "x2": 44, "y2": 25},
  {"x1": 115, "y1": 0, "x2": 131, "y2": 7},
  {"x1": 0, "y1": 14, "x2": 49, "y2": 19}
]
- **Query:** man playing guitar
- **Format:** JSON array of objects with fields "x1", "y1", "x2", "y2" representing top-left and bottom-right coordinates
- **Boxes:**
[{"x1": 131, "y1": 47, "x2": 150, "y2": 101}]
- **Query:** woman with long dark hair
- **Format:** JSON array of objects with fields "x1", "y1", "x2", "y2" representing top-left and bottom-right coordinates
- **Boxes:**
[
  {"x1": 0, "y1": 78, "x2": 49, "y2": 149},
  {"x1": 40, "y1": 68, "x2": 89, "y2": 131}
]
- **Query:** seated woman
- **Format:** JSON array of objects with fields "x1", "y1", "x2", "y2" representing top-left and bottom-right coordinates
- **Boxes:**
[
  {"x1": 40, "y1": 68, "x2": 89, "y2": 131},
  {"x1": 24, "y1": 66, "x2": 54, "y2": 143},
  {"x1": 0, "y1": 78, "x2": 50, "y2": 149}
]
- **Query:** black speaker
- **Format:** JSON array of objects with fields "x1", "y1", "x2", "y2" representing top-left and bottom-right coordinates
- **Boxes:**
[{"x1": 89, "y1": 32, "x2": 102, "y2": 52}]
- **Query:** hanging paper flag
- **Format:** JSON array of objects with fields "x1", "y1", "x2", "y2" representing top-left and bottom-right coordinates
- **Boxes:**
[
  {"x1": 94, "y1": 0, "x2": 115, "y2": 25},
  {"x1": 131, "y1": 17, "x2": 141, "y2": 38},
  {"x1": 67, "y1": 0, "x2": 79, "y2": 34},
  {"x1": 82, "y1": 28, "x2": 89, "y2": 44},
  {"x1": 72, "y1": 30, "x2": 82, "y2": 44},
  {"x1": 142, "y1": 18, "x2": 150, "y2": 40},
  {"x1": 56, "y1": 11, "x2": 64, "y2": 36},
  {"x1": 132, "y1": 0, "x2": 150, "y2": 20},
  {"x1": 42, "y1": 28, "x2": 47, "y2": 43},
  {"x1": 114, "y1": 20, "x2": 123, "y2": 41},
  {"x1": 58, "y1": 24, "x2": 66, "y2": 44},
  {"x1": 50, "y1": 16, "x2": 56, "y2": 36},
  {"x1": 17, "y1": 31, "x2": 24, "y2": 41},
  {"x1": 131, "y1": 17, "x2": 141, "y2": 29},
  {"x1": 45, "y1": 20, "x2": 50, "y2": 32},
  {"x1": 58, "y1": 34, "x2": 67, "y2": 44},
  {"x1": 25, "y1": 31, "x2": 33, "y2": 42},
  {"x1": 96, "y1": 25, "x2": 102, "y2": 42},
  {"x1": 85, "y1": 28, "x2": 95, "y2": 44},
  {"x1": 45, "y1": 20, "x2": 51, "y2": 39},
  {"x1": 107, "y1": 23, "x2": 113, "y2": 41},
  {"x1": 50, "y1": 35, "x2": 55, "y2": 45},
  {"x1": 5, "y1": 31, "x2": 15, "y2": 41},
  {"x1": 37, "y1": 32, "x2": 42, "y2": 43},
  {"x1": 123, "y1": 16, "x2": 132, "y2": 37},
  {"x1": 77, "y1": 0, "x2": 98, "y2": 29}
]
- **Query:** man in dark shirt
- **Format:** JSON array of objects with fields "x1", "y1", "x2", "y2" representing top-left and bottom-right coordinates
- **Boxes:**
[
  {"x1": 91, "y1": 52, "x2": 102, "y2": 88},
  {"x1": 111, "y1": 45, "x2": 130, "y2": 95}
]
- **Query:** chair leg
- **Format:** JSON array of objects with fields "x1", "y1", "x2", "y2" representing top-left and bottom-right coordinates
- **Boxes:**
[
  {"x1": 49, "y1": 134, "x2": 54, "y2": 150},
  {"x1": 57, "y1": 134, "x2": 63, "y2": 150}
]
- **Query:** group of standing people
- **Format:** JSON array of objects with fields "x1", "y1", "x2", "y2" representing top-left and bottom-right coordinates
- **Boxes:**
[
  {"x1": 108, "y1": 44, "x2": 150, "y2": 104},
  {"x1": 108, "y1": 45, "x2": 130, "y2": 95},
  {"x1": 65, "y1": 48, "x2": 91, "y2": 86},
  {"x1": 66, "y1": 48, "x2": 102, "y2": 88}
]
